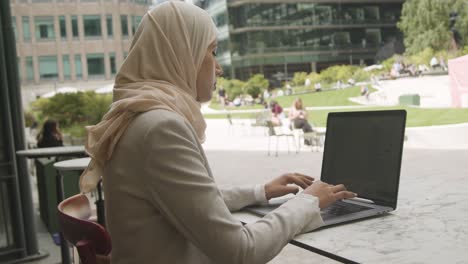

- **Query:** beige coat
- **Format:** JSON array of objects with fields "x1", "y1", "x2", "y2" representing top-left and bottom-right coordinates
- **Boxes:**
[{"x1": 103, "y1": 110, "x2": 323, "y2": 264}]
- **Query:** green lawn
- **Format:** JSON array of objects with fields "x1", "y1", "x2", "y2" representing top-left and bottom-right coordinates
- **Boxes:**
[
  {"x1": 274, "y1": 86, "x2": 375, "y2": 108},
  {"x1": 209, "y1": 103, "x2": 264, "y2": 110},
  {"x1": 209, "y1": 86, "x2": 373, "y2": 110},
  {"x1": 203, "y1": 106, "x2": 468, "y2": 127}
]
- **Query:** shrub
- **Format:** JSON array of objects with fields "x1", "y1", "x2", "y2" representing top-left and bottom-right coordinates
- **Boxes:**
[
  {"x1": 407, "y1": 47, "x2": 435, "y2": 66},
  {"x1": 216, "y1": 77, "x2": 245, "y2": 101},
  {"x1": 306, "y1": 72, "x2": 321, "y2": 84},
  {"x1": 319, "y1": 65, "x2": 358, "y2": 84},
  {"x1": 292, "y1": 72, "x2": 308, "y2": 86},
  {"x1": 352, "y1": 68, "x2": 371, "y2": 82},
  {"x1": 24, "y1": 111, "x2": 36, "y2": 127},
  {"x1": 31, "y1": 91, "x2": 112, "y2": 135},
  {"x1": 462, "y1": 46, "x2": 468, "y2": 56},
  {"x1": 244, "y1": 74, "x2": 269, "y2": 99}
]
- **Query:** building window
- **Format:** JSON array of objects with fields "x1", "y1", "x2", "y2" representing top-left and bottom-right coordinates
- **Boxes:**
[
  {"x1": 63, "y1": 55, "x2": 71, "y2": 80},
  {"x1": 87, "y1": 53, "x2": 105, "y2": 76},
  {"x1": 121, "y1": 15, "x2": 128, "y2": 37},
  {"x1": 131, "y1": 16, "x2": 142, "y2": 35},
  {"x1": 75, "y1": 54, "x2": 82, "y2": 79},
  {"x1": 107, "y1": 15, "x2": 113, "y2": 37},
  {"x1": 12, "y1": 16, "x2": 17, "y2": 40},
  {"x1": 71, "y1": 16, "x2": 79, "y2": 38},
  {"x1": 109, "y1": 52, "x2": 116, "y2": 74},
  {"x1": 22, "y1": 17, "x2": 31, "y2": 42},
  {"x1": 59, "y1": 16, "x2": 67, "y2": 39},
  {"x1": 84, "y1": 15, "x2": 102, "y2": 38},
  {"x1": 35, "y1": 16, "x2": 55, "y2": 40},
  {"x1": 214, "y1": 12, "x2": 227, "y2": 27},
  {"x1": 38, "y1": 56, "x2": 58, "y2": 80},
  {"x1": 26, "y1": 57, "x2": 34, "y2": 81}
]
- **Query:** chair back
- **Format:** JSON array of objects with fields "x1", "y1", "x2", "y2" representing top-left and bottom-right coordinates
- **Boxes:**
[
  {"x1": 58, "y1": 194, "x2": 111, "y2": 264},
  {"x1": 226, "y1": 113, "x2": 233, "y2": 125},
  {"x1": 265, "y1": 120, "x2": 276, "y2": 136}
]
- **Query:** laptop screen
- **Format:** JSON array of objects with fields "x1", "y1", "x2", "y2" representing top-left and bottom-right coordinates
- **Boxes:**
[{"x1": 321, "y1": 110, "x2": 406, "y2": 208}]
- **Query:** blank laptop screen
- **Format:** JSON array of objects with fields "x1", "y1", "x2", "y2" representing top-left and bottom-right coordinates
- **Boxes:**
[{"x1": 321, "y1": 110, "x2": 406, "y2": 207}]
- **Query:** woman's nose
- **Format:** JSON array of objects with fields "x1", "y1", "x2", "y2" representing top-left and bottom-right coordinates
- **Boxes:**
[{"x1": 215, "y1": 65, "x2": 223, "y2": 76}]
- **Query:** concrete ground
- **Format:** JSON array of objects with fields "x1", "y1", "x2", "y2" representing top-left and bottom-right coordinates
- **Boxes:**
[
  {"x1": 28, "y1": 148, "x2": 468, "y2": 264},
  {"x1": 350, "y1": 75, "x2": 452, "y2": 108}
]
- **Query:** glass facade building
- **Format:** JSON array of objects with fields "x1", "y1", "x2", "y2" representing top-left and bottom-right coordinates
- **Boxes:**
[{"x1": 196, "y1": 0, "x2": 404, "y2": 82}]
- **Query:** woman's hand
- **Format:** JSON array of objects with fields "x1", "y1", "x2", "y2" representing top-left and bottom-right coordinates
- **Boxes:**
[
  {"x1": 264, "y1": 173, "x2": 314, "y2": 200},
  {"x1": 303, "y1": 181, "x2": 357, "y2": 209}
]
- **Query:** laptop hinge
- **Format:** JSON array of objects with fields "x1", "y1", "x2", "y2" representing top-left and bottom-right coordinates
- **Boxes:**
[{"x1": 348, "y1": 197, "x2": 375, "y2": 204}]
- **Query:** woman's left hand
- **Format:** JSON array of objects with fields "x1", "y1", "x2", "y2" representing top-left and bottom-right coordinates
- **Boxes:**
[{"x1": 264, "y1": 173, "x2": 315, "y2": 200}]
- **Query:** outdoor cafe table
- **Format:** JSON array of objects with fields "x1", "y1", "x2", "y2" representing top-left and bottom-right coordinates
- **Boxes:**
[
  {"x1": 16, "y1": 145, "x2": 86, "y2": 159},
  {"x1": 16, "y1": 146, "x2": 86, "y2": 264}
]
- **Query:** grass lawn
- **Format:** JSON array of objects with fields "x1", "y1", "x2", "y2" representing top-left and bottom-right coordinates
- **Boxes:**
[
  {"x1": 203, "y1": 106, "x2": 468, "y2": 127},
  {"x1": 209, "y1": 86, "x2": 374, "y2": 110},
  {"x1": 274, "y1": 86, "x2": 376, "y2": 107},
  {"x1": 209, "y1": 103, "x2": 264, "y2": 110}
]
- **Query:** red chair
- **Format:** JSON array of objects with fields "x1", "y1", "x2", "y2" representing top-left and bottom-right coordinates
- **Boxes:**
[{"x1": 58, "y1": 194, "x2": 111, "y2": 264}]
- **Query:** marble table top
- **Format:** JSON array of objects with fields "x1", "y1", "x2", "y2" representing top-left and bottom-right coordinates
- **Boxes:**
[
  {"x1": 16, "y1": 146, "x2": 86, "y2": 158},
  {"x1": 234, "y1": 150, "x2": 468, "y2": 263}
]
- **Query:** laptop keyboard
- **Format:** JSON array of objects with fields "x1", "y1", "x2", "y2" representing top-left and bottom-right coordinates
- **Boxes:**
[{"x1": 321, "y1": 201, "x2": 371, "y2": 220}]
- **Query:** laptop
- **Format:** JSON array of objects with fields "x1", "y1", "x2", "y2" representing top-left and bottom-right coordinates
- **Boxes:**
[{"x1": 247, "y1": 110, "x2": 407, "y2": 228}]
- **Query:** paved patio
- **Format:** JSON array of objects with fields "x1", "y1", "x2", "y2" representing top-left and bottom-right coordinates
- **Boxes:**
[{"x1": 28, "y1": 144, "x2": 468, "y2": 263}]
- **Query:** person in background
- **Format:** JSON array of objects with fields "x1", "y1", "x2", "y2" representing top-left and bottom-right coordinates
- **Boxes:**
[
  {"x1": 430, "y1": 56, "x2": 440, "y2": 70},
  {"x1": 218, "y1": 86, "x2": 226, "y2": 107},
  {"x1": 270, "y1": 100, "x2": 285, "y2": 126},
  {"x1": 288, "y1": 98, "x2": 313, "y2": 145},
  {"x1": 314, "y1": 82, "x2": 322, "y2": 92},
  {"x1": 36, "y1": 119, "x2": 63, "y2": 148},
  {"x1": 439, "y1": 56, "x2": 447, "y2": 71},
  {"x1": 360, "y1": 85, "x2": 370, "y2": 100}
]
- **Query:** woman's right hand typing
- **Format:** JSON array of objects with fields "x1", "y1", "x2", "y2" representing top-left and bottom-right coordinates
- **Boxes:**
[{"x1": 303, "y1": 180, "x2": 357, "y2": 209}]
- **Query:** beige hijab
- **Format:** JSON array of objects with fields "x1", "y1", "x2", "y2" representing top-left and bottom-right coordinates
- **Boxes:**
[{"x1": 79, "y1": 1, "x2": 217, "y2": 193}]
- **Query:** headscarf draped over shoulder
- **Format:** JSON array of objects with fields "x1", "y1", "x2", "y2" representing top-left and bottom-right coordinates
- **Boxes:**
[{"x1": 79, "y1": 2, "x2": 217, "y2": 193}]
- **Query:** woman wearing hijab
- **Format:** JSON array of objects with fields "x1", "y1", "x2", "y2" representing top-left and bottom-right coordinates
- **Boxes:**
[{"x1": 80, "y1": 2, "x2": 356, "y2": 263}]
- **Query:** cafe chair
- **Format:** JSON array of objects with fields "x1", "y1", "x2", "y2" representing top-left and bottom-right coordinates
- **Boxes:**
[
  {"x1": 266, "y1": 120, "x2": 296, "y2": 157},
  {"x1": 58, "y1": 194, "x2": 111, "y2": 264}
]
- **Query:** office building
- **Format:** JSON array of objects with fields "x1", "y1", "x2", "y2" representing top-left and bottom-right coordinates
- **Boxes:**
[
  {"x1": 196, "y1": 0, "x2": 405, "y2": 82},
  {"x1": 10, "y1": 0, "x2": 150, "y2": 99}
]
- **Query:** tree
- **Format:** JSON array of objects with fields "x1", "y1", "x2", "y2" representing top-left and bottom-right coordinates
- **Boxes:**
[
  {"x1": 244, "y1": 74, "x2": 269, "y2": 99},
  {"x1": 31, "y1": 91, "x2": 112, "y2": 136},
  {"x1": 216, "y1": 77, "x2": 245, "y2": 101},
  {"x1": 319, "y1": 65, "x2": 358, "y2": 84},
  {"x1": 398, "y1": 0, "x2": 468, "y2": 55},
  {"x1": 306, "y1": 72, "x2": 321, "y2": 84}
]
